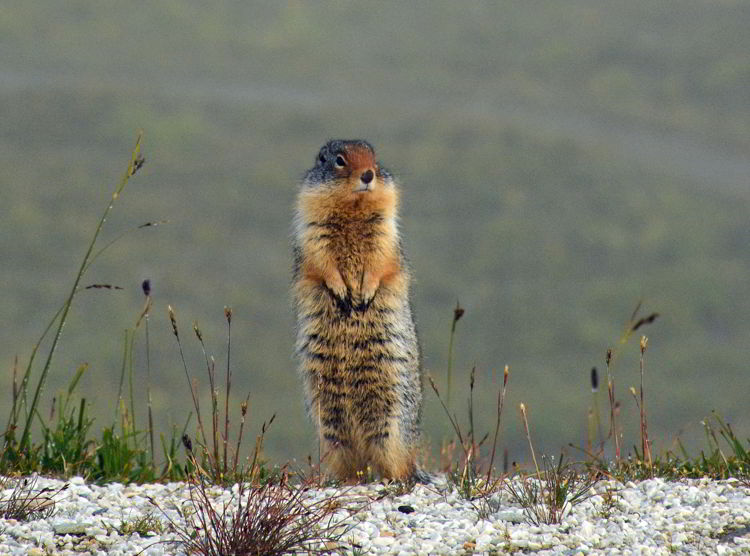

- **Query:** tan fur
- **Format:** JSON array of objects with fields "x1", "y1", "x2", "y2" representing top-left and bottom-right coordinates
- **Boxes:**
[{"x1": 293, "y1": 141, "x2": 423, "y2": 482}]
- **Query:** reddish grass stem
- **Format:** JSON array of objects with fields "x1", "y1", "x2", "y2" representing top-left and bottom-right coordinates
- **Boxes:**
[
  {"x1": 223, "y1": 307, "x2": 232, "y2": 476},
  {"x1": 486, "y1": 365, "x2": 509, "y2": 483},
  {"x1": 639, "y1": 336, "x2": 652, "y2": 467},
  {"x1": 519, "y1": 403, "x2": 540, "y2": 479}
]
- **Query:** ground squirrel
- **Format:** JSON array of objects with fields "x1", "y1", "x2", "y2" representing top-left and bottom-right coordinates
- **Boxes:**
[{"x1": 293, "y1": 139, "x2": 425, "y2": 482}]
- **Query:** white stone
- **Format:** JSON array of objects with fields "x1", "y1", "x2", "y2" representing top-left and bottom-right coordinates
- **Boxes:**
[{"x1": 52, "y1": 520, "x2": 90, "y2": 535}]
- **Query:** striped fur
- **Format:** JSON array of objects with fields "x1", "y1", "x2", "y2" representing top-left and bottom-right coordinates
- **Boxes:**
[{"x1": 293, "y1": 140, "x2": 423, "y2": 481}]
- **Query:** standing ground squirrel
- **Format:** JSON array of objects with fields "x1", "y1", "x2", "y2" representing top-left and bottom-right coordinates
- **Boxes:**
[{"x1": 293, "y1": 139, "x2": 425, "y2": 482}]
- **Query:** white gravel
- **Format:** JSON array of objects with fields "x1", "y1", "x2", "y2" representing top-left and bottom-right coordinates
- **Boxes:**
[{"x1": 1, "y1": 474, "x2": 749, "y2": 554}]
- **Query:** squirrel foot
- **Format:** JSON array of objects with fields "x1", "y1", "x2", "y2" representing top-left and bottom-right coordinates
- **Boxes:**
[
  {"x1": 358, "y1": 271, "x2": 380, "y2": 310},
  {"x1": 324, "y1": 269, "x2": 348, "y2": 301}
]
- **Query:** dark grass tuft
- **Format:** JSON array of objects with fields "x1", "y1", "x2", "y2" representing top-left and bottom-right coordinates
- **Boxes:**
[{"x1": 0, "y1": 475, "x2": 68, "y2": 521}]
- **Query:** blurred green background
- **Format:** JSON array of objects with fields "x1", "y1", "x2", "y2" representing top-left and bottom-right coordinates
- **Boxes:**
[{"x1": 2, "y1": 1, "x2": 749, "y2": 469}]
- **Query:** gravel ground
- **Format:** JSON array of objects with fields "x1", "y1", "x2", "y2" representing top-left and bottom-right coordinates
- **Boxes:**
[{"x1": 1, "y1": 474, "x2": 749, "y2": 555}]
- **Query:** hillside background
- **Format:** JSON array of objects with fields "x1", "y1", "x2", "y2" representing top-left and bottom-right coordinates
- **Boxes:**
[{"x1": 1, "y1": 1, "x2": 749, "y2": 468}]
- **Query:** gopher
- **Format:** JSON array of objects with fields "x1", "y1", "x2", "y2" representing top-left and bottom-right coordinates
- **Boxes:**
[{"x1": 293, "y1": 139, "x2": 425, "y2": 482}]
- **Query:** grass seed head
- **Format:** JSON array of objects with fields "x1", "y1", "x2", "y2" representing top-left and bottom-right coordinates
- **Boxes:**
[
  {"x1": 182, "y1": 434, "x2": 193, "y2": 454},
  {"x1": 129, "y1": 153, "x2": 146, "y2": 176},
  {"x1": 168, "y1": 305, "x2": 179, "y2": 338}
]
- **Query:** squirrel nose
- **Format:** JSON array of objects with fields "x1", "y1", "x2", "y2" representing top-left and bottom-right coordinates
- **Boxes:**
[{"x1": 360, "y1": 169, "x2": 374, "y2": 185}]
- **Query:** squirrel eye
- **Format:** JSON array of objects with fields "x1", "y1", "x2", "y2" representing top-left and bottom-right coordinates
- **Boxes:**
[
  {"x1": 335, "y1": 155, "x2": 346, "y2": 168},
  {"x1": 318, "y1": 153, "x2": 326, "y2": 164}
]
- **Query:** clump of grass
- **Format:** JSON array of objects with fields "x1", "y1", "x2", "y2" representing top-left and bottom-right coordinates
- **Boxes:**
[
  {"x1": 505, "y1": 404, "x2": 597, "y2": 525},
  {"x1": 595, "y1": 302, "x2": 659, "y2": 468},
  {"x1": 117, "y1": 510, "x2": 165, "y2": 537},
  {"x1": 11, "y1": 133, "x2": 145, "y2": 456},
  {"x1": 505, "y1": 454, "x2": 597, "y2": 526},
  {"x1": 429, "y1": 364, "x2": 509, "y2": 500},
  {"x1": 167, "y1": 305, "x2": 259, "y2": 484},
  {"x1": 153, "y1": 435, "x2": 354, "y2": 556},
  {"x1": 596, "y1": 485, "x2": 622, "y2": 519},
  {"x1": 579, "y1": 315, "x2": 750, "y2": 483},
  {"x1": 40, "y1": 371, "x2": 96, "y2": 476},
  {"x1": 609, "y1": 412, "x2": 750, "y2": 482},
  {"x1": 86, "y1": 277, "x2": 185, "y2": 484},
  {"x1": 429, "y1": 305, "x2": 511, "y2": 505},
  {"x1": 0, "y1": 135, "x2": 192, "y2": 484},
  {"x1": 580, "y1": 306, "x2": 749, "y2": 483},
  {"x1": 0, "y1": 133, "x2": 166, "y2": 480},
  {"x1": 0, "y1": 475, "x2": 68, "y2": 521},
  {"x1": 165, "y1": 475, "x2": 351, "y2": 556}
]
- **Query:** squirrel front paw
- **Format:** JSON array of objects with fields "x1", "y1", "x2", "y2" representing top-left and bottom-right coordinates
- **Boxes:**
[
  {"x1": 323, "y1": 269, "x2": 348, "y2": 300},
  {"x1": 327, "y1": 281, "x2": 348, "y2": 302},
  {"x1": 358, "y1": 271, "x2": 380, "y2": 309},
  {"x1": 358, "y1": 287, "x2": 377, "y2": 310}
]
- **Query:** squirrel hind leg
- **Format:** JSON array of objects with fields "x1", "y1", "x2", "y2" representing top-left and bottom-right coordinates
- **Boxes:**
[
  {"x1": 324, "y1": 440, "x2": 363, "y2": 482},
  {"x1": 367, "y1": 430, "x2": 420, "y2": 483}
]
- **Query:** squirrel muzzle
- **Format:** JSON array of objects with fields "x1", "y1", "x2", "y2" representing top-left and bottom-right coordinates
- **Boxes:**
[{"x1": 352, "y1": 168, "x2": 376, "y2": 193}]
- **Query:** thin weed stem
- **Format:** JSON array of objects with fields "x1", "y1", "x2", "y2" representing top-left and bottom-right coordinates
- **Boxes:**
[
  {"x1": 115, "y1": 330, "x2": 129, "y2": 423},
  {"x1": 445, "y1": 301, "x2": 464, "y2": 409},
  {"x1": 11, "y1": 304, "x2": 64, "y2": 430},
  {"x1": 428, "y1": 376, "x2": 466, "y2": 450},
  {"x1": 520, "y1": 404, "x2": 541, "y2": 479},
  {"x1": 127, "y1": 331, "x2": 136, "y2": 441},
  {"x1": 169, "y1": 306, "x2": 209, "y2": 451},
  {"x1": 605, "y1": 348, "x2": 621, "y2": 465},
  {"x1": 233, "y1": 395, "x2": 250, "y2": 477},
  {"x1": 145, "y1": 306, "x2": 154, "y2": 465},
  {"x1": 223, "y1": 307, "x2": 232, "y2": 476},
  {"x1": 193, "y1": 322, "x2": 220, "y2": 471},
  {"x1": 487, "y1": 365, "x2": 509, "y2": 484},
  {"x1": 639, "y1": 336, "x2": 652, "y2": 467}
]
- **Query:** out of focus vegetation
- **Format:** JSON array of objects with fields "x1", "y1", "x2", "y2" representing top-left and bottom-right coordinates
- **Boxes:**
[{"x1": 1, "y1": 2, "x2": 748, "y2": 467}]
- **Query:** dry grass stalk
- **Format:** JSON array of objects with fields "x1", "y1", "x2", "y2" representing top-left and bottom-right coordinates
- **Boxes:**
[
  {"x1": 519, "y1": 403, "x2": 540, "y2": 479},
  {"x1": 486, "y1": 365, "x2": 509, "y2": 483},
  {"x1": 445, "y1": 301, "x2": 464, "y2": 408},
  {"x1": 152, "y1": 438, "x2": 355, "y2": 556},
  {"x1": 0, "y1": 475, "x2": 68, "y2": 521},
  {"x1": 223, "y1": 306, "x2": 233, "y2": 476},
  {"x1": 605, "y1": 347, "x2": 621, "y2": 465},
  {"x1": 639, "y1": 335, "x2": 652, "y2": 467}
]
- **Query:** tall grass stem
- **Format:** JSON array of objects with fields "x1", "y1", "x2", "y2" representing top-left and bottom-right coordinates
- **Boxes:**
[
  {"x1": 487, "y1": 365, "x2": 509, "y2": 483},
  {"x1": 520, "y1": 404, "x2": 540, "y2": 479},
  {"x1": 223, "y1": 307, "x2": 232, "y2": 476}
]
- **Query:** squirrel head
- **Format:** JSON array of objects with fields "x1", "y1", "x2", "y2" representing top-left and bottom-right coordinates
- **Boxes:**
[
  {"x1": 303, "y1": 139, "x2": 394, "y2": 196},
  {"x1": 299, "y1": 139, "x2": 399, "y2": 221}
]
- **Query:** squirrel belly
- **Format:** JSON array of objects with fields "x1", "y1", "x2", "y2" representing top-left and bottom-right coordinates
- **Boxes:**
[{"x1": 293, "y1": 139, "x2": 424, "y2": 482}]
